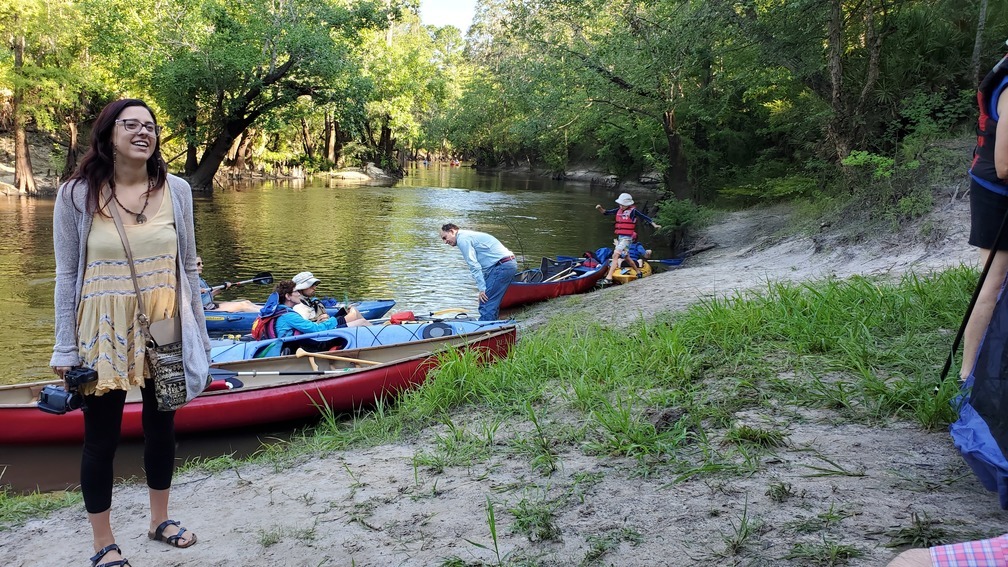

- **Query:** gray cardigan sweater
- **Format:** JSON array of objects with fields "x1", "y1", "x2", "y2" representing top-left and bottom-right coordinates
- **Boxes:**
[{"x1": 50, "y1": 174, "x2": 212, "y2": 402}]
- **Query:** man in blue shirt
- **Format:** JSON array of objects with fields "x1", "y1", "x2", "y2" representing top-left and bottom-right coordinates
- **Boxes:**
[{"x1": 440, "y1": 223, "x2": 518, "y2": 321}]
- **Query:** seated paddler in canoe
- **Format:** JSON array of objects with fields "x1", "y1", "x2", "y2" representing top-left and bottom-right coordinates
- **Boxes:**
[
  {"x1": 611, "y1": 242, "x2": 651, "y2": 269},
  {"x1": 251, "y1": 279, "x2": 370, "y2": 340},
  {"x1": 290, "y1": 271, "x2": 368, "y2": 326},
  {"x1": 593, "y1": 242, "x2": 653, "y2": 285},
  {"x1": 197, "y1": 255, "x2": 260, "y2": 313}
]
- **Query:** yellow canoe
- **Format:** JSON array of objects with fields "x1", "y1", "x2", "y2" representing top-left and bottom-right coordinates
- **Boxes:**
[{"x1": 611, "y1": 260, "x2": 652, "y2": 284}]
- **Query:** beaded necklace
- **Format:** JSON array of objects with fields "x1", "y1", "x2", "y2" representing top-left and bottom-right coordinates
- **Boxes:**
[{"x1": 111, "y1": 177, "x2": 154, "y2": 224}]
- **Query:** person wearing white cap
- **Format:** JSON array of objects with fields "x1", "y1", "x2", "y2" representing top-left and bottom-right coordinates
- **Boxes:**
[
  {"x1": 291, "y1": 271, "x2": 369, "y2": 326},
  {"x1": 595, "y1": 193, "x2": 661, "y2": 284}
]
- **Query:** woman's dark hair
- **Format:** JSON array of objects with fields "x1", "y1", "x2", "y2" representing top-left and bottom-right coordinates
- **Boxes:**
[
  {"x1": 274, "y1": 280, "x2": 296, "y2": 303},
  {"x1": 64, "y1": 98, "x2": 168, "y2": 215}
]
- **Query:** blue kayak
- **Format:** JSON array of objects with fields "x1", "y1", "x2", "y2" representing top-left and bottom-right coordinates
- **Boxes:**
[
  {"x1": 204, "y1": 299, "x2": 396, "y2": 336},
  {"x1": 210, "y1": 318, "x2": 514, "y2": 363}
]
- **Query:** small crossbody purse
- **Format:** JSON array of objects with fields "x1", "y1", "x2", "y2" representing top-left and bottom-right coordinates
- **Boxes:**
[{"x1": 108, "y1": 197, "x2": 187, "y2": 411}]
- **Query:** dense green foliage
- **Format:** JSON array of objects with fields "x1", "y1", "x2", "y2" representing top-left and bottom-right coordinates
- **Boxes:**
[{"x1": 1, "y1": 0, "x2": 1006, "y2": 201}]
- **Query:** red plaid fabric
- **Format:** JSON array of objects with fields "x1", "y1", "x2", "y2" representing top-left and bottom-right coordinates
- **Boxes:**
[{"x1": 930, "y1": 534, "x2": 1008, "y2": 566}]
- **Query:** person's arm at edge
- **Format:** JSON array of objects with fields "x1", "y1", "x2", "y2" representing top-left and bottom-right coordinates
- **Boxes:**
[
  {"x1": 633, "y1": 208, "x2": 661, "y2": 230},
  {"x1": 996, "y1": 88, "x2": 1008, "y2": 180},
  {"x1": 280, "y1": 312, "x2": 339, "y2": 334},
  {"x1": 51, "y1": 183, "x2": 81, "y2": 369},
  {"x1": 174, "y1": 176, "x2": 212, "y2": 355}
]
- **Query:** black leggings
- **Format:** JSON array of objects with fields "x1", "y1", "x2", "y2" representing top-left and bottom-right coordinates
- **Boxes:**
[{"x1": 80, "y1": 381, "x2": 176, "y2": 514}]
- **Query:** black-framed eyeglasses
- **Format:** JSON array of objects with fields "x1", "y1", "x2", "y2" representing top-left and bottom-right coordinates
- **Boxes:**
[{"x1": 115, "y1": 119, "x2": 161, "y2": 135}]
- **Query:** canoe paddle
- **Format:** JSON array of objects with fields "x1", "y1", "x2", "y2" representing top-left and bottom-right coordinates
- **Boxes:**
[
  {"x1": 210, "y1": 271, "x2": 273, "y2": 293},
  {"x1": 294, "y1": 348, "x2": 380, "y2": 366},
  {"x1": 208, "y1": 367, "x2": 351, "y2": 380},
  {"x1": 648, "y1": 258, "x2": 685, "y2": 266}
]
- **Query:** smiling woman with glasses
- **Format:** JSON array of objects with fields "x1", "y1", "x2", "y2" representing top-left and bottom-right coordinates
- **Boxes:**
[{"x1": 51, "y1": 98, "x2": 210, "y2": 566}]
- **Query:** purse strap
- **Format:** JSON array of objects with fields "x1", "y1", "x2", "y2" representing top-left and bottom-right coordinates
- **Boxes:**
[
  {"x1": 106, "y1": 186, "x2": 182, "y2": 337},
  {"x1": 107, "y1": 192, "x2": 153, "y2": 334}
]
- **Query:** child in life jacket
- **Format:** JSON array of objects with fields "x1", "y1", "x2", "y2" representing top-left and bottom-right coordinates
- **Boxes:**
[{"x1": 595, "y1": 193, "x2": 660, "y2": 284}]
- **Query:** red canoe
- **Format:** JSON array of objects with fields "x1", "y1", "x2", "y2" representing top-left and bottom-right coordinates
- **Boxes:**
[
  {"x1": 0, "y1": 327, "x2": 516, "y2": 444},
  {"x1": 501, "y1": 255, "x2": 607, "y2": 309}
]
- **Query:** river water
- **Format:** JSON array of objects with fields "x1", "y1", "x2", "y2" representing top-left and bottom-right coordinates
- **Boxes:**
[
  {"x1": 1, "y1": 165, "x2": 664, "y2": 492},
  {"x1": 4, "y1": 164, "x2": 665, "y2": 386}
]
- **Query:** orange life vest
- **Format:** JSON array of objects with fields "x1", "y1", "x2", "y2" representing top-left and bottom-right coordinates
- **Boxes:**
[{"x1": 613, "y1": 206, "x2": 638, "y2": 239}]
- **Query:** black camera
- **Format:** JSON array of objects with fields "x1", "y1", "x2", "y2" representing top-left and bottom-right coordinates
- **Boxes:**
[{"x1": 37, "y1": 366, "x2": 98, "y2": 415}]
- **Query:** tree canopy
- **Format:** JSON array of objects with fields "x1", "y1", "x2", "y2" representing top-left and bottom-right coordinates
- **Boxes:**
[{"x1": 0, "y1": 0, "x2": 1005, "y2": 198}]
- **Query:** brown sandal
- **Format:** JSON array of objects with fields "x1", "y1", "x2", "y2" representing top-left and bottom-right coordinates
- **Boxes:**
[{"x1": 148, "y1": 519, "x2": 197, "y2": 548}]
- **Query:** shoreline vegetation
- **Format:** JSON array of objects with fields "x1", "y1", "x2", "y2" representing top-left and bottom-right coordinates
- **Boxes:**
[{"x1": 0, "y1": 140, "x2": 657, "y2": 196}]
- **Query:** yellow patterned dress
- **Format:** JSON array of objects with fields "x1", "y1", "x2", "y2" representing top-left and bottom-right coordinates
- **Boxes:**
[{"x1": 77, "y1": 189, "x2": 178, "y2": 396}]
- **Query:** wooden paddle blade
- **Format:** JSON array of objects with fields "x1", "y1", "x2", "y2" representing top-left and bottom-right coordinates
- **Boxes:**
[{"x1": 294, "y1": 347, "x2": 380, "y2": 366}]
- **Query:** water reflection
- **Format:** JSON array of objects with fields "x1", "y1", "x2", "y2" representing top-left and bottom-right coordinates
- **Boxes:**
[{"x1": 1, "y1": 424, "x2": 299, "y2": 495}]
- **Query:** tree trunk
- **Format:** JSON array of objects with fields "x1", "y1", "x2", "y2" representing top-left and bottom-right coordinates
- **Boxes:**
[
  {"x1": 179, "y1": 115, "x2": 200, "y2": 175},
  {"x1": 185, "y1": 144, "x2": 199, "y2": 175},
  {"x1": 972, "y1": 0, "x2": 989, "y2": 83},
  {"x1": 234, "y1": 132, "x2": 253, "y2": 171},
  {"x1": 188, "y1": 118, "x2": 252, "y2": 190},
  {"x1": 331, "y1": 122, "x2": 346, "y2": 167},
  {"x1": 61, "y1": 119, "x2": 79, "y2": 181},
  {"x1": 324, "y1": 112, "x2": 337, "y2": 163},
  {"x1": 377, "y1": 114, "x2": 400, "y2": 174},
  {"x1": 662, "y1": 109, "x2": 690, "y2": 199},
  {"x1": 363, "y1": 119, "x2": 377, "y2": 161},
  {"x1": 12, "y1": 35, "x2": 37, "y2": 195},
  {"x1": 300, "y1": 117, "x2": 314, "y2": 160},
  {"x1": 825, "y1": 0, "x2": 850, "y2": 160},
  {"x1": 13, "y1": 122, "x2": 37, "y2": 195},
  {"x1": 227, "y1": 131, "x2": 244, "y2": 163},
  {"x1": 378, "y1": 123, "x2": 392, "y2": 163}
]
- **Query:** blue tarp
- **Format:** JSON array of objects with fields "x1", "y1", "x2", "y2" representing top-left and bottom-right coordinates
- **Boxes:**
[{"x1": 953, "y1": 274, "x2": 1008, "y2": 509}]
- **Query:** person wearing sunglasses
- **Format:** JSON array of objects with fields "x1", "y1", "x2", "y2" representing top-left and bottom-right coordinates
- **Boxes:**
[
  {"x1": 50, "y1": 99, "x2": 209, "y2": 566},
  {"x1": 196, "y1": 255, "x2": 258, "y2": 313}
]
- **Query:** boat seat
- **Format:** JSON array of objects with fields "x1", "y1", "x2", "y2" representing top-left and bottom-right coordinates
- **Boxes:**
[
  {"x1": 252, "y1": 336, "x2": 350, "y2": 358},
  {"x1": 513, "y1": 269, "x2": 544, "y2": 283},
  {"x1": 540, "y1": 257, "x2": 573, "y2": 280},
  {"x1": 279, "y1": 336, "x2": 350, "y2": 357}
]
